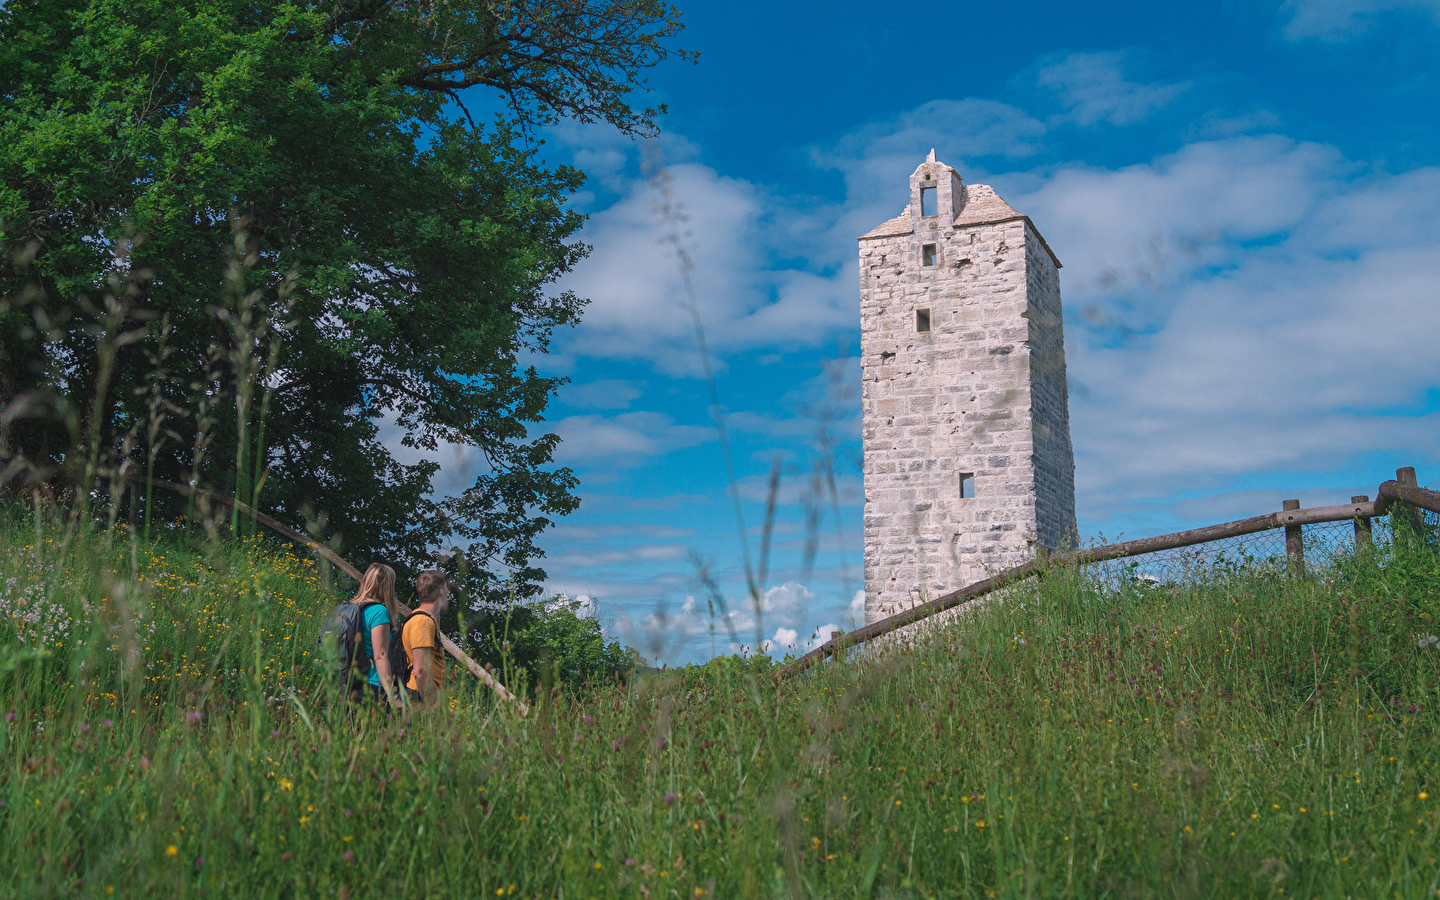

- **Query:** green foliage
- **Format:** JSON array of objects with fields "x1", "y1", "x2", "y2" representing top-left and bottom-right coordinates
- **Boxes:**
[
  {"x1": 4, "y1": 509, "x2": 1440, "y2": 897},
  {"x1": 0, "y1": 0, "x2": 692, "y2": 601},
  {"x1": 683, "y1": 649, "x2": 780, "y2": 684},
  {"x1": 461, "y1": 594, "x2": 639, "y2": 693}
]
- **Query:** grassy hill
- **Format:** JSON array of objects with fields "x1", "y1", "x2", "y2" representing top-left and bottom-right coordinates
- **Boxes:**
[{"x1": 2, "y1": 507, "x2": 1439, "y2": 898}]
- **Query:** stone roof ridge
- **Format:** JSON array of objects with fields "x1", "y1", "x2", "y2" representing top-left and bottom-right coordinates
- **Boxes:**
[
  {"x1": 858, "y1": 207, "x2": 914, "y2": 240},
  {"x1": 951, "y1": 182, "x2": 1021, "y2": 227}
]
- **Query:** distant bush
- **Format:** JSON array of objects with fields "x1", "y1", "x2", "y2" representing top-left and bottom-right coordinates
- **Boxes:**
[{"x1": 459, "y1": 595, "x2": 639, "y2": 693}]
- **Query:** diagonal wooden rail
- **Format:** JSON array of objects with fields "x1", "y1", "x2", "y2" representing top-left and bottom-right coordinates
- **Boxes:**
[
  {"x1": 773, "y1": 472, "x2": 1440, "y2": 684},
  {"x1": 145, "y1": 479, "x2": 528, "y2": 715}
]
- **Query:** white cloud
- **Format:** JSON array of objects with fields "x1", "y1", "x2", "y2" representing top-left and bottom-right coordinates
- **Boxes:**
[
  {"x1": 558, "y1": 162, "x2": 856, "y2": 374},
  {"x1": 1036, "y1": 52, "x2": 1189, "y2": 126},
  {"x1": 612, "y1": 580, "x2": 824, "y2": 659},
  {"x1": 544, "y1": 542, "x2": 692, "y2": 569},
  {"x1": 548, "y1": 522, "x2": 694, "y2": 541},
  {"x1": 556, "y1": 379, "x2": 643, "y2": 410},
  {"x1": 1280, "y1": 0, "x2": 1440, "y2": 40},
  {"x1": 848, "y1": 589, "x2": 866, "y2": 624},
  {"x1": 761, "y1": 627, "x2": 799, "y2": 654},
  {"x1": 821, "y1": 99, "x2": 1047, "y2": 174},
  {"x1": 548, "y1": 411, "x2": 712, "y2": 467},
  {"x1": 760, "y1": 623, "x2": 843, "y2": 655},
  {"x1": 1017, "y1": 136, "x2": 1345, "y2": 303}
]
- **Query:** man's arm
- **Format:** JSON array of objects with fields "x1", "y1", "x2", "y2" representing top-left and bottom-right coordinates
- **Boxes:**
[{"x1": 411, "y1": 645, "x2": 433, "y2": 705}]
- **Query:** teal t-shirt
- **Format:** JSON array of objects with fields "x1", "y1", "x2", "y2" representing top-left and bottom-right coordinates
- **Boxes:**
[{"x1": 359, "y1": 603, "x2": 393, "y2": 686}]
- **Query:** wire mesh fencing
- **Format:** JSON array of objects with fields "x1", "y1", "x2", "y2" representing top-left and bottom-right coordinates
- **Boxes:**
[{"x1": 1080, "y1": 508, "x2": 1440, "y2": 590}]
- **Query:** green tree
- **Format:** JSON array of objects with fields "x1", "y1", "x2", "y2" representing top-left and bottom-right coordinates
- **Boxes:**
[
  {"x1": 0, "y1": 0, "x2": 693, "y2": 601},
  {"x1": 462, "y1": 595, "x2": 639, "y2": 692}
]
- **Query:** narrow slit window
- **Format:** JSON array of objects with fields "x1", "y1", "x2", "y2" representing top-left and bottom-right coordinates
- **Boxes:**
[
  {"x1": 922, "y1": 243, "x2": 937, "y2": 267},
  {"x1": 916, "y1": 308, "x2": 931, "y2": 333},
  {"x1": 921, "y1": 186, "x2": 936, "y2": 217},
  {"x1": 959, "y1": 472, "x2": 976, "y2": 499}
]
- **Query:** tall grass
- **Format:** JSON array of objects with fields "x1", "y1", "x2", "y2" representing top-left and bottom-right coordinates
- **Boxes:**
[{"x1": 2, "y1": 506, "x2": 1439, "y2": 898}]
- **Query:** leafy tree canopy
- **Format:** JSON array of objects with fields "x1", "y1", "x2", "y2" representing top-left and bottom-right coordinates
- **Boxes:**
[
  {"x1": 0, "y1": 0, "x2": 693, "y2": 602},
  {"x1": 459, "y1": 595, "x2": 638, "y2": 694}
]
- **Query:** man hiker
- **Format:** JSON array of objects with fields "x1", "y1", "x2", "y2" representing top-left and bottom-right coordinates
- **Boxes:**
[{"x1": 403, "y1": 570, "x2": 451, "y2": 706}]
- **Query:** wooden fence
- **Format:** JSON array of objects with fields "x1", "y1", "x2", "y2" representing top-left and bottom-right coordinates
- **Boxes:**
[{"x1": 772, "y1": 467, "x2": 1440, "y2": 683}]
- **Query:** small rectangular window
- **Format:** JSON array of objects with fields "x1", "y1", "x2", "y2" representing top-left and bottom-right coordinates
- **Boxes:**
[
  {"x1": 921, "y1": 186, "x2": 936, "y2": 217},
  {"x1": 916, "y1": 308, "x2": 930, "y2": 333},
  {"x1": 922, "y1": 244, "x2": 937, "y2": 267},
  {"x1": 959, "y1": 472, "x2": 975, "y2": 499}
]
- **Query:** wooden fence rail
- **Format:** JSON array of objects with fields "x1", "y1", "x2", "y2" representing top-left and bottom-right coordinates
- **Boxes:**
[{"x1": 772, "y1": 468, "x2": 1440, "y2": 684}]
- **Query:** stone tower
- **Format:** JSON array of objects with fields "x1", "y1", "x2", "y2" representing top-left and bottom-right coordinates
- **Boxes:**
[{"x1": 859, "y1": 151, "x2": 1076, "y2": 622}]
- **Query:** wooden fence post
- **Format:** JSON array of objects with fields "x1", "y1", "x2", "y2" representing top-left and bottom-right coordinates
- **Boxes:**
[
  {"x1": 1283, "y1": 499, "x2": 1304, "y2": 577},
  {"x1": 1351, "y1": 495, "x2": 1372, "y2": 551},
  {"x1": 1394, "y1": 467, "x2": 1422, "y2": 537}
]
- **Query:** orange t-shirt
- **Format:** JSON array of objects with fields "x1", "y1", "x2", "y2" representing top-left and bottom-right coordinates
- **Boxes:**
[{"x1": 402, "y1": 612, "x2": 446, "y2": 695}]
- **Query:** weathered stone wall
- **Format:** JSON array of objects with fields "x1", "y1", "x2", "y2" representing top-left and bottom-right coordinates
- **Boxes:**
[
  {"x1": 1024, "y1": 224, "x2": 1077, "y2": 552},
  {"x1": 859, "y1": 153, "x2": 1075, "y2": 622}
]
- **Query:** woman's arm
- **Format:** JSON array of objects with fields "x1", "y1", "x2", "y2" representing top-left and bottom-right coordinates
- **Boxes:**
[{"x1": 371, "y1": 624, "x2": 399, "y2": 705}]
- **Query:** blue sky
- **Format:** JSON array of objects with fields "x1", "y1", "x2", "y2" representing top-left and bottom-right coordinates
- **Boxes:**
[{"x1": 400, "y1": 0, "x2": 1440, "y2": 664}]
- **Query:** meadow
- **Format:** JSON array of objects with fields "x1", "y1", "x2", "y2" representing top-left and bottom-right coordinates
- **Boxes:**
[{"x1": 2, "y1": 505, "x2": 1439, "y2": 898}]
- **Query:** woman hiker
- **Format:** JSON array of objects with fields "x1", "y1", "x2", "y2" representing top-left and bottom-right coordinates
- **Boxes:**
[{"x1": 350, "y1": 562, "x2": 404, "y2": 709}]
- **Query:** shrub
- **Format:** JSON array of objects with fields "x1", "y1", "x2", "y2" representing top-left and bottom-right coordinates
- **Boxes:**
[{"x1": 459, "y1": 595, "x2": 639, "y2": 694}]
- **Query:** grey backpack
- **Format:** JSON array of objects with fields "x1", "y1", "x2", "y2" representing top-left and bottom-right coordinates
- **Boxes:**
[{"x1": 317, "y1": 602, "x2": 369, "y2": 683}]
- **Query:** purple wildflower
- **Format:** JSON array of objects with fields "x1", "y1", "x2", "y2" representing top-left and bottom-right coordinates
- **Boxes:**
[{"x1": 663, "y1": 792, "x2": 678, "y2": 806}]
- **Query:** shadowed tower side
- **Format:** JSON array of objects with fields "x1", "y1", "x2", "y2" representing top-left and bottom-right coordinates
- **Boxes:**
[{"x1": 858, "y1": 151, "x2": 1076, "y2": 622}]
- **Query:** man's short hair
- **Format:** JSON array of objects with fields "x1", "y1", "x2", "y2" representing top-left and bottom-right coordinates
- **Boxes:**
[{"x1": 416, "y1": 570, "x2": 448, "y2": 605}]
